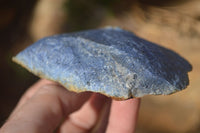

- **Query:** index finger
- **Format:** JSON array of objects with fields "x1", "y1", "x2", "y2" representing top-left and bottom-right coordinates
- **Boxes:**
[
  {"x1": 10, "y1": 79, "x2": 56, "y2": 116},
  {"x1": 1, "y1": 83, "x2": 91, "y2": 133}
]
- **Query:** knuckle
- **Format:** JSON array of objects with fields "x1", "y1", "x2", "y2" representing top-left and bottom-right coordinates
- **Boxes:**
[{"x1": 36, "y1": 84, "x2": 62, "y2": 96}]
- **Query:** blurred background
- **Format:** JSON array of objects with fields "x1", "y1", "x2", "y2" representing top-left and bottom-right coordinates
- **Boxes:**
[{"x1": 0, "y1": 0, "x2": 200, "y2": 132}]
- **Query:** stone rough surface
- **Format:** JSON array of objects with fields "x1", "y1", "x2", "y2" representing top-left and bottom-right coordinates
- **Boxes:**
[{"x1": 13, "y1": 27, "x2": 192, "y2": 99}]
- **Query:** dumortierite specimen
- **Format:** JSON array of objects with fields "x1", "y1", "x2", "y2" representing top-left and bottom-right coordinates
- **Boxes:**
[{"x1": 13, "y1": 27, "x2": 192, "y2": 99}]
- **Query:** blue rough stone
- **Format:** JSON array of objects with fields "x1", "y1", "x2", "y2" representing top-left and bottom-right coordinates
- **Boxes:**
[{"x1": 13, "y1": 27, "x2": 192, "y2": 99}]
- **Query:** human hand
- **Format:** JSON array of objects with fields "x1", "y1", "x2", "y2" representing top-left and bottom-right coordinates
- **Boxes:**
[{"x1": 0, "y1": 79, "x2": 140, "y2": 133}]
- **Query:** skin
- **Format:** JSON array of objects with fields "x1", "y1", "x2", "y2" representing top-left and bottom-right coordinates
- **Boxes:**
[{"x1": 0, "y1": 79, "x2": 140, "y2": 133}]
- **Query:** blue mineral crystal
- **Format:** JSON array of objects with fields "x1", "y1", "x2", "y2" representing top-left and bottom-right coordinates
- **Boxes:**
[{"x1": 13, "y1": 27, "x2": 192, "y2": 99}]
